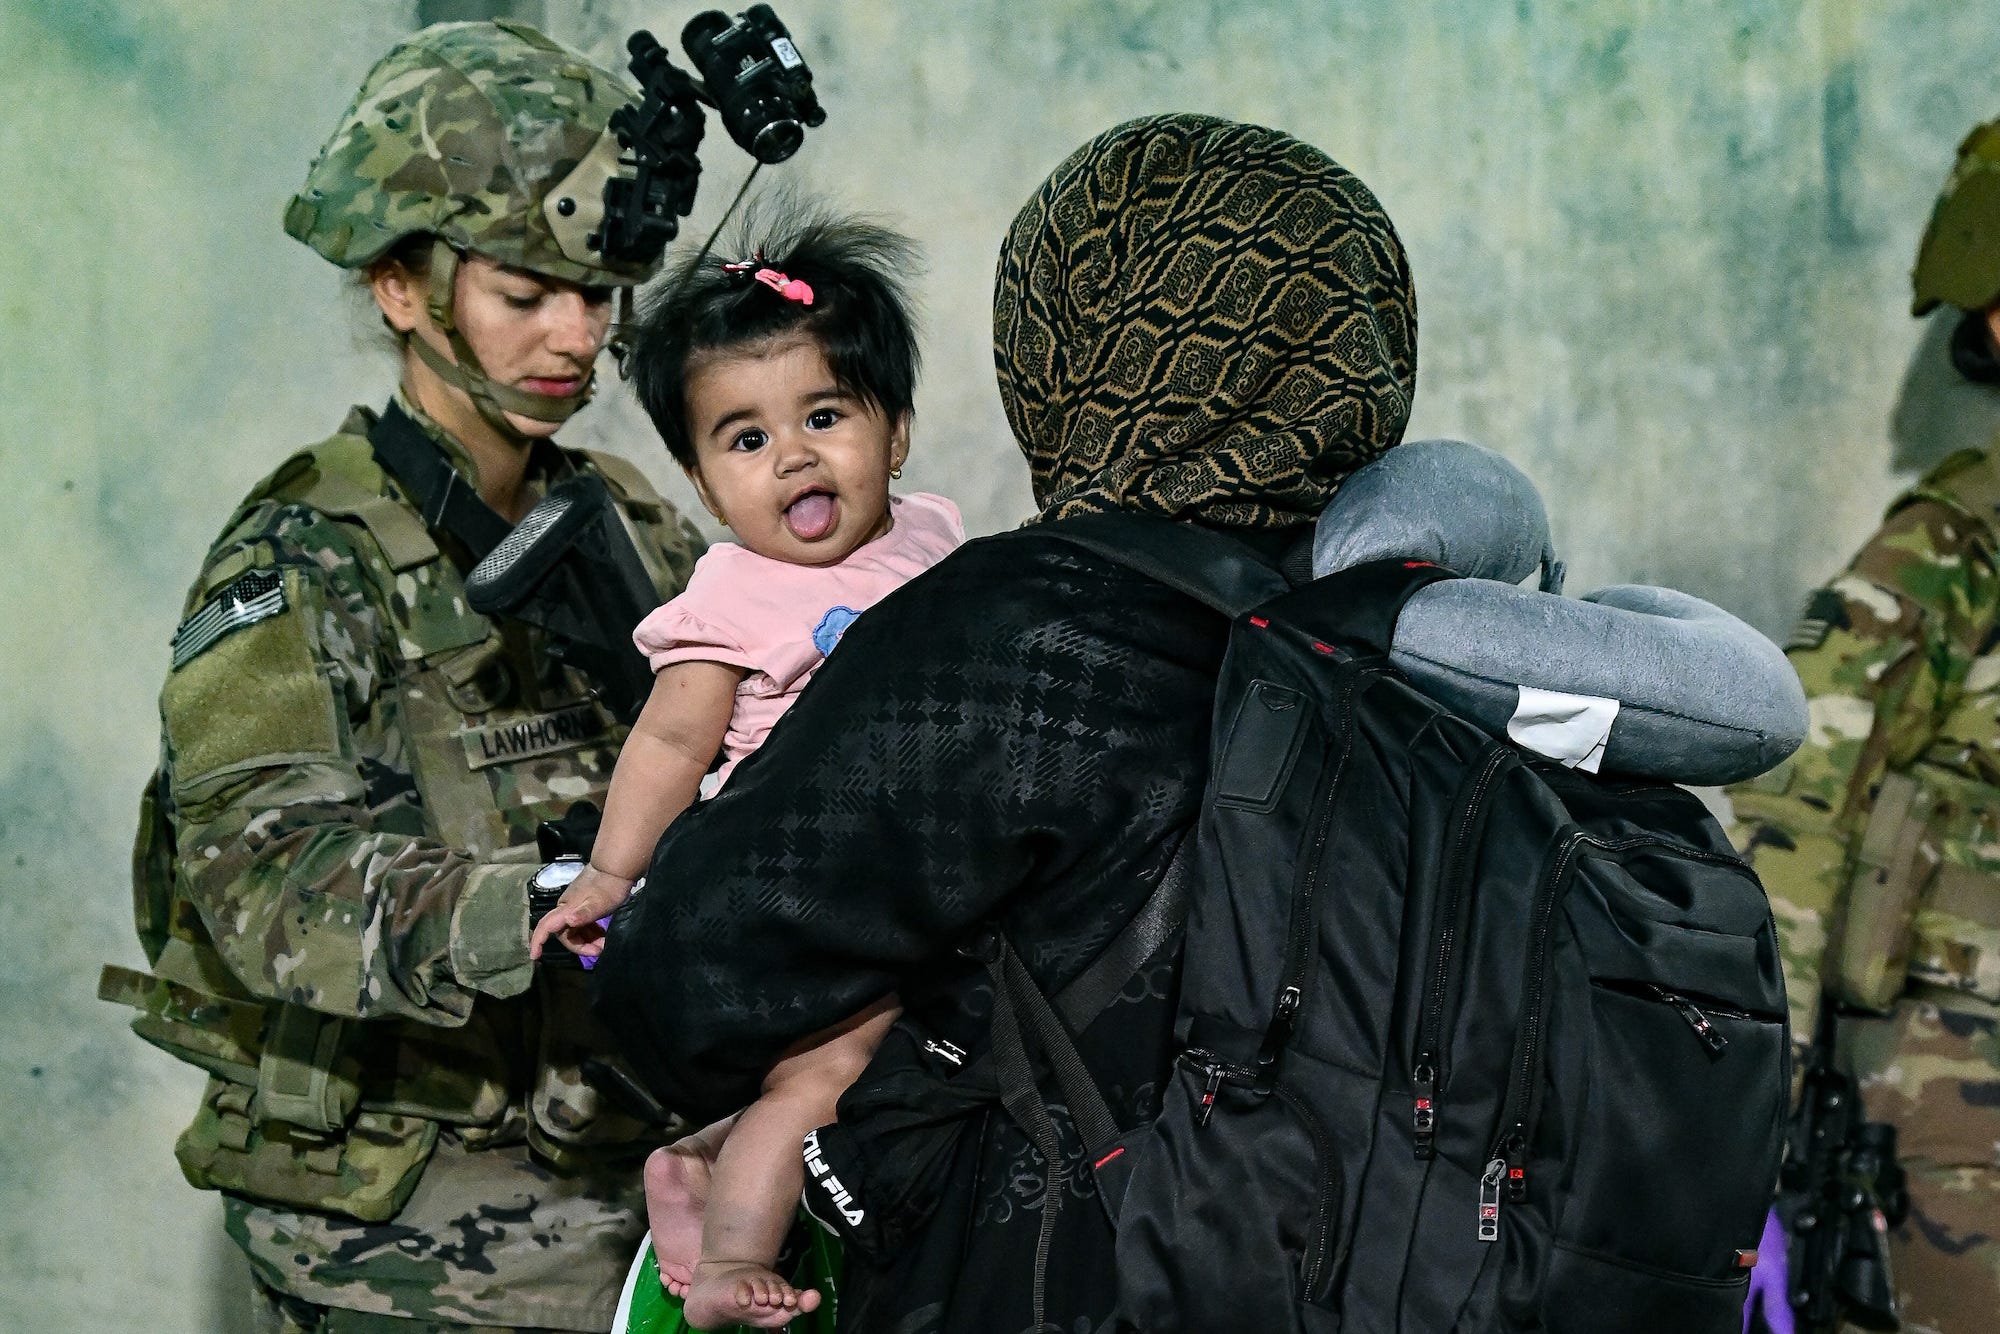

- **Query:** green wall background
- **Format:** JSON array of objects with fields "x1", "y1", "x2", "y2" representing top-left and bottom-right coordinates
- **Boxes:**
[{"x1": 7, "y1": 2, "x2": 1997, "y2": 1328}]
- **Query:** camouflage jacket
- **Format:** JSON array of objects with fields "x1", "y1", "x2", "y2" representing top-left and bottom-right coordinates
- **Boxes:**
[
  {"x1": 1726, "y1": 442, "x2": 2000, "y2": 1168},
  {"x1": 103, "y1": 398, "x2": 702, "y2": 1326}
]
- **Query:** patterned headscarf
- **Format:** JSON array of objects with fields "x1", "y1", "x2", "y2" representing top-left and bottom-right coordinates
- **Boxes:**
[{"x1": 995, "y1": 114, "x2": 1417, "y2": 528}]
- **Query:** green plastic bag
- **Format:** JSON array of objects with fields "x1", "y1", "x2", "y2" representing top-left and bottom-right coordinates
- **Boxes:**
[{"x1": 611, "y1": 1222, "x2": 843, "y2": 1333}]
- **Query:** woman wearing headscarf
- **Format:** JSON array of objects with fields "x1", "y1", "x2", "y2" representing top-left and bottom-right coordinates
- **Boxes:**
[{"x1": 595, "y1": 113, "x2": 1416, "y2": 1332}]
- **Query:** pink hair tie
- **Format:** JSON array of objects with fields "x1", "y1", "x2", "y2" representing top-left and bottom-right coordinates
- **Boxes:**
[
  {"x1": 752, "y1": 267, "x2": 813, "y2": 304},
  {"x1": 721, "y1": 255, "x2": 814, "y2": 305}
]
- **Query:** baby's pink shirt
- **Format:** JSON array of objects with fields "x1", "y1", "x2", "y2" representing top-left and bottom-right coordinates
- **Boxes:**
[{"x1": 633, "y1": 491, "x2": 965, "y2": 785}]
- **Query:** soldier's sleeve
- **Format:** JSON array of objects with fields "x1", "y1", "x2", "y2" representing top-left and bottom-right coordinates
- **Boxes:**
[
  {"x1": 1725, "y1": 497, "x2": 1998, "y2": 1041},
  {"x1": 161, "y1": 504, "x2": 530, "y2": 1025}
]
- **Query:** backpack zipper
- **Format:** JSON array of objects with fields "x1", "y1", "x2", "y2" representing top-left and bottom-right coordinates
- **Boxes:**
[
  {"x1": 1273, "y1": 1080, "x2": 1341, "y2": 1298},
  {"x1": 1478, "y1": 832, "x2": 1755, "y2": 1237},
  {"x1": 1255, "y1": 670, "x2": 1370, "y2": 1085},
  {"x1": 1413, "y1": 743, "x2": 1514, "y2": 1158},
  {"x1": 1592, "y1": 978, "x2": 1769, "y2": 1055},
  {"x1": 1183, "y1": 1047, "x2": 1259, "y2": 1129},
  {"x1": 1183, "y1": 1049, "x2": 1341, "y2": 1298}
]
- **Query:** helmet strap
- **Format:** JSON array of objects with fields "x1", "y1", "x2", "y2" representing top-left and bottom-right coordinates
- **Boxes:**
[{"x1": 408, "y1": 238, "x2": 598, "y2": 440}]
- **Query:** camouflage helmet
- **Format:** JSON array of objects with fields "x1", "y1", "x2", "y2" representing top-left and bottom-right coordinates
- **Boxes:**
[
  {"x1": 283, "y1": 20, "x2": 653, "y2": 289},
  {"x1": 1913, "y1": 116, "x2": 2000, "y2": 316}
]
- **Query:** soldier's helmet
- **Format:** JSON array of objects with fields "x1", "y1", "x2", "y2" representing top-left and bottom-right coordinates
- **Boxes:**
[
  {"x1": 283, "y1": 20, "x2": 652, "y2": 289},
  {"x1": 1913, "y1": 115, "x2": 2000, "y2": 316}
]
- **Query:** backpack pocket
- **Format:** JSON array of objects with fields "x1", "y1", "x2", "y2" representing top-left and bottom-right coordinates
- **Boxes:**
[
  {"x1": 1559, "y1": 980, "x2": 1783, "y2": 1267},
  {"x1": 1492, "y1": 835, "x2": 1785, "y2": 1332},
  {"x1": 1491, "y1": 976, "x2": 1773, "y2": 1334},
  {"x1": 1114, "y1": 1050, "x2": 1342, "y2": 1333}
]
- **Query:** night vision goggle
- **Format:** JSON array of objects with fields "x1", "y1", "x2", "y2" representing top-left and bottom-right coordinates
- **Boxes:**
[{"x1": 552, "y1": 5, "x2": 828, "y2": 272}]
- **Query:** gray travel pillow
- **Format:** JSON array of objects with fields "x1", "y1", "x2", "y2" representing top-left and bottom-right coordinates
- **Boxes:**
[{"x1": 1315, "y1": 441, "x2": 1806, "y2": 786}]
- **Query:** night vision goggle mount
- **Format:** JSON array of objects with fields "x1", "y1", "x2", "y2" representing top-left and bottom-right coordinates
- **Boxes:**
[{"x1": 593, "y1": 4, "x2": 828, "y2": 268}]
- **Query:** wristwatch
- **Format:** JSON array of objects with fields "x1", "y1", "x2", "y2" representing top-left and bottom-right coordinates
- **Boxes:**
[{"x1": 528, "y1": 855, "x2": 587, "y2": 968}]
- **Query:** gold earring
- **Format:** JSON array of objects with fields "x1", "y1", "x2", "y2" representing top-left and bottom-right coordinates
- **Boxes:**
[{"x1": 890, "y1": 465, "x2": 903, "y2": 479}]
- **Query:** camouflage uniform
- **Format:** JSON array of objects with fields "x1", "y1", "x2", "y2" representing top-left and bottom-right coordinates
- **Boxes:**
[
  {"x1": 1726, "y1": 113, "x2": 2000, "y2": 1334},
  {"x1": 1726, "y1": 443, "x2": 2000, "y2": 1333},
  {"x1": 99, "y1": 23, "x2": 706, "y2": 1333}
]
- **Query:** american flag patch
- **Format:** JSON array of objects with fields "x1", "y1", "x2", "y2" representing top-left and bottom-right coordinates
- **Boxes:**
[
  {"x1": 1785, "y1": 587, "x2": 1847, "y2": 652},
  {"x1": 170, "y1": 570, "x2": 286, "y2": 669}
]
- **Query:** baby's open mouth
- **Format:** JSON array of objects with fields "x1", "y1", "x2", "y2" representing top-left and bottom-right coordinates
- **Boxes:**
[{"x1": 784, "y1": 488, "x2": 838, "y2": 541}]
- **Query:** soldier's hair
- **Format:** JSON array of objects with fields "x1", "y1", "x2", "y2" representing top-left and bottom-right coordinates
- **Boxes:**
[
  {"x1": 628, "y1": 196, "x2": 922, "y2": 468},
  {"x1": 349, "y1": 234, "x2": 437, "y2": 352}
]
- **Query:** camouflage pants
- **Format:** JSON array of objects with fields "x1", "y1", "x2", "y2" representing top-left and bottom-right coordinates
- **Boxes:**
[
  {"x1": 1842, "y1": 996, "x2": 2000, "y2": 1334},
  {"x1": 252, "y1": 1281, "x2": 566, "y2": 1334},
  {"x1": 1872, "y1": 1163, "x2": 2000, "y2": 1334}
]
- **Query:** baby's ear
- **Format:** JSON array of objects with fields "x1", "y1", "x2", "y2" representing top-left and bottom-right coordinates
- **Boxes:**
[
  {"x1": 683, "y1": 464, "x2": 727, "y2": 526},
  {"x1": 890, "y1": 409, "x2": 914, "y2": 466}
]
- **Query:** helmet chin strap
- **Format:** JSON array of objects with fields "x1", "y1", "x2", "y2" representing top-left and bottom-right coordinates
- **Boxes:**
[{"x1": 410, "y1": 239, "x2": 597, "y2": 442}]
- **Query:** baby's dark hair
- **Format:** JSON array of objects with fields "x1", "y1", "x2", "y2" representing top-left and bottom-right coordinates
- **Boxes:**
[{"x1": 628, "y1": 197, "x2": 922, "y2": 468}]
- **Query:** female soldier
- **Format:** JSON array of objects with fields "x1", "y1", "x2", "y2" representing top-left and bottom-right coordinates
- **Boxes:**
[
  {"x1": 1731, "y1": 117, "x2": 2000, "y2": 1333},
  {"x1": 596, "y1": 113, "x2": 1417, "y2": 1332},
  {"x1": 105, "y1": 22, "x2": 703, "y2": 1333}
]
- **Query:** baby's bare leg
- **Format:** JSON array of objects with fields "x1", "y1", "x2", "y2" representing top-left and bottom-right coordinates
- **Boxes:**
[
  {"x1": 682, "y1": 997, "x2": 900, "y2": 1330},
  {"x1": 645, "y1": 1113, "x2": 739, "y2": 1296}
]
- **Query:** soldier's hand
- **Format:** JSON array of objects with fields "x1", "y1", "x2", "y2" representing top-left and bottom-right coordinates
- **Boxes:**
[{"x1": 529, "y1": 865, "x2": 636, "y2": 961}]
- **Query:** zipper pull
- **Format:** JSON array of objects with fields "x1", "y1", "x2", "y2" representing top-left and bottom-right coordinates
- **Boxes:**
[
  {"x1": 1412, "y1": 1057, "x2": 1437, "y2": 1160},
  {"x1": 1274, "y1": 984, "x2": 1302, "y2": 1030},
  {"x1": 1656, "y1": 988, "x2": 1729, "y2": 1055},
  {"x1": 1195, "y1": 1062, "x2": 1225, "y2": 1129},
  {"x1": 1478, "y1": 1158, "x2": 1505, "y2": 1242},
  {"x1": 1504, "y1": 1128, "x2": 1529, "y2": 1203},
  {"x1": 1258, "y1": 986, "x2": 1303, "y2": 1060}
]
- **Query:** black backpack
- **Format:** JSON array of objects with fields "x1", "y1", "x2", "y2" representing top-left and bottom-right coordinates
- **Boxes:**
[{"x1": 985, "y1": 514, "x2": 1792, "y2": 1334}]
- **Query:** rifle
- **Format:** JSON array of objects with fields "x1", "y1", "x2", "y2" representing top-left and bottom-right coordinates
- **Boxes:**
[{"x1": 1772, "y1": 999, "x2": 1909, "y2": 1333}]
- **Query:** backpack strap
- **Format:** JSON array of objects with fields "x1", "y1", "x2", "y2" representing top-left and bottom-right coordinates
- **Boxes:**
[
  {"x1": 961, "y1": 832, "x2": 1195, "y2": 1314},
  {"x1": 1263, "y1": 557, "x2": 1459, "y2": 656},
  {"x1": 963, "y1": 832, "x2": 1192, "y2": 1082},
  {"x1": 1038, "y1": 512, "x2": 1291, "y2": 616},
  {"x1": 1042, "y1": 513, "x2": 1457, "y2": 657}
]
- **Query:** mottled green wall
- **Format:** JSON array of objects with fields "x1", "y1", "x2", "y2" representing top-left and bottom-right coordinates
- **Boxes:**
[{"x1": 6, "y1": 2, "x2": 1994, "y2": 1328}]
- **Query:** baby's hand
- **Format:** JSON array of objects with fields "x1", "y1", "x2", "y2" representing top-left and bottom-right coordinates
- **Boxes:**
[{"x1": 529, "y1": 866, "x2": 636, "y2": 961}]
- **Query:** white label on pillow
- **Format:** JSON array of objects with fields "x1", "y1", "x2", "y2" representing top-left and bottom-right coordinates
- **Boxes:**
[{"x1": 1508, "y1": 686, "x2": 1620, "y2": 773}]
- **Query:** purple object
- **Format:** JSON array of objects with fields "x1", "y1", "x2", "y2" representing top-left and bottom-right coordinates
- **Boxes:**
[
  {"x1": 578, "y1": 915, "x2": 613, "y2": 971},
  {"x1": 1743, "y1": 1207, "x2": 1794, "y2": 1334}
]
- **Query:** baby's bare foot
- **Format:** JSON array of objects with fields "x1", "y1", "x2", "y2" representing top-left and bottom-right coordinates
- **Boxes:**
[
  {"x1": 644, "y1": 1145, "x2": 712, "y2": 1297},
  {"x1": 684, "y1": 1260, "x2": 821, "y2": 1330}
]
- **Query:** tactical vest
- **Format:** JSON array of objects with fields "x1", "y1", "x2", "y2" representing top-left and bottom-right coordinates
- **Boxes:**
[
  {"x1": 1825, "y1": 447, "x2": 2000, "y2": 1014},
  {"x1": 102, "y1": 418, "x2": 688, "y2": 1221}
]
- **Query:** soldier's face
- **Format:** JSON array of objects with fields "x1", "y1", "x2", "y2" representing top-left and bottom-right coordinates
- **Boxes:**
[
  {"x1": 377, "y1": 254, "x2": 614, "y2": 440},
  {"x1": 680, "y1": 334, "x2": 911, "y2": 568}
]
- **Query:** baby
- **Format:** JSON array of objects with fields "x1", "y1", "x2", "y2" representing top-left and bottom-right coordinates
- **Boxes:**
[{"x1": 529, "y1": 205, "x2": 961, "y2": 1327}]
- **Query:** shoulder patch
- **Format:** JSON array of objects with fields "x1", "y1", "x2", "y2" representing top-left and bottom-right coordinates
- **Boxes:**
[
  {"x1": 1785, "y1": 587, "x2": 1849, "y2": 653},
  {"x1": 171, "y1": 570, "x2": 286, "y2": 669}
]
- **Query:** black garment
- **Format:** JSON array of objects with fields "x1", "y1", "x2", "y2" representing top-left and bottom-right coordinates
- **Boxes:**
[{"x1": 595, "y1": 525, "x2": 1252, "y2": 1333}]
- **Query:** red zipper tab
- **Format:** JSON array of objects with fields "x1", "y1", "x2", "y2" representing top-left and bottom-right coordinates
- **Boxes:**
[
  {"x1": 1478, "y1": 1158, "x2": 1505, "y2": 1242},
  {"x1": 1195, "y1": 1063, "x2": 1224, "y2": 1129},
  {"x1": 1413, "y1": 1057, "x2": 1437, "y2": 1159}
]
